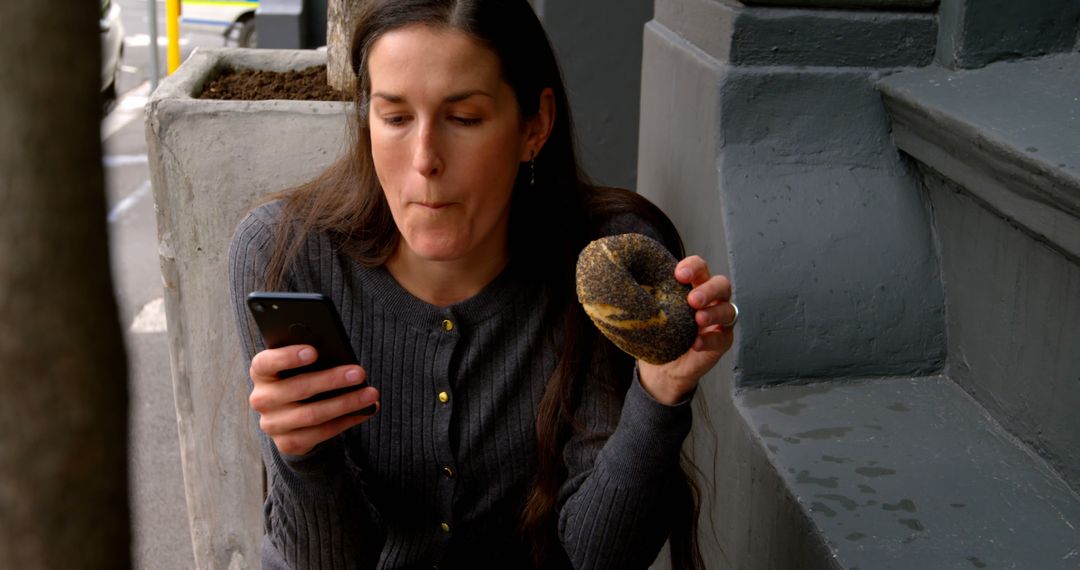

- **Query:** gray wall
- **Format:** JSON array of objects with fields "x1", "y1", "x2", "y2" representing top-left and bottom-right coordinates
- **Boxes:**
[{"x1": 530, "y1": 0, "x2": 652, "y2": 190}]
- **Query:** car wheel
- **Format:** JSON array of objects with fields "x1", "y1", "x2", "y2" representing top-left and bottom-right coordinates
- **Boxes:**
[
  {"x1": 238, "y1": 19, "x2": 256, "y2": 48},
  {"x1": 102, "y1": 84, "x2": 117, "y2": 115},
  {"x1": 101, "y1": 69, "x2": 118, "y2": 114},
  {"x1": 101, "y1": 42, "x2": 122, "y2": 114}
]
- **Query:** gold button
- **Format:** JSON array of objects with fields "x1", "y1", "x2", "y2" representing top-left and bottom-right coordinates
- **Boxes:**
[
  {"x1": 440, "y1": 522, "x2": 451, "y2": 533},
  {"x1": 438, "y1": 391, "x2": 449, "y2": 404},
  {"x1": 441, "y1": 319, "x2": 454, "y2": 332},
  {"x1": 441, "y1": 466, "x2": 454, "y2": 478}
]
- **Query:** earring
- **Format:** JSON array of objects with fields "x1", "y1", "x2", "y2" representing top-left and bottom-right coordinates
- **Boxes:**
[{"x1": 529, "y1": 152, "x2": 536, "y2": 188}]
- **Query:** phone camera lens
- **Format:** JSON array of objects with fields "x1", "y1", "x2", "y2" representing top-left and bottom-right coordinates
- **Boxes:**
[{"x1": 252, "y1": 302, "x2": 264, "y2": 313}]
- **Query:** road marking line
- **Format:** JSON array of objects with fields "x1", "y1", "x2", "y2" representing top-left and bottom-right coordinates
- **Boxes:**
[
  {"x1": 131, "y1": 297, "x2": 168, "y2": 334},
  {"x1": 102, "y1": 80, "x2": 151, "y2": 140},
  {"x1": 109, "y1": 180, "x2": 152, "y2": 223},
  {"x1": 125, "y1": 34, "x2": 191, "y2": 47},
  {"x1": 104, "y1": 154, "x2": 149, "y2": 168}
]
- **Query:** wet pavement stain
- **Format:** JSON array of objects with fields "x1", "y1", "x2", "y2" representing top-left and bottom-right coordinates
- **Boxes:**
[
  {"x1": 811, "y1": 502, "x2": 837, "y2": 518},
  {"x1": 795, "y1": 427, "x2": 854, "y2": 440},
  {"x1": 856, "y1": 466, "x2": 897, "y2": 477},
  {"x1": 818, "y1": 494, "x2": 859, "y2": 511},
  {"x1": 899, "y1": 518, "x2": 926, "y2": 531},
  {"x1": 846, "y1": 532, "x2": 866, "y2": 541},
  {"x1": 796, "y1": 470, "x2": 840, "y2": 489},
  {"x1": 783, "y1": 437, "x2": 802, "y2": 444},
  {"x1": 759, "y1": 424, "x2": 782, "y2": 439},
  {"x1": 822, "y1": 455, "x2": 851, "y2": 464},
  {"x1": 857, "y1": 484, "x2": 877, "y2": 494},
  {"x1": 966, "y1": 556, "x2": 987, "y2": 568},
  {"x1": 741, "y1": 382, "x2": 835, "y2": 408},
  {"x1": 774, "y1": 401, "x2": 807, "y2": 416},
  {"x1": 883, "y1": 499, "x2": 917, "y2": 512},
  {"x1": 887, "y1": 402, "x2": 911, "y2": 412},
  {"x1": 950, "y1": 503, "x2": 966, "y2": 508}
]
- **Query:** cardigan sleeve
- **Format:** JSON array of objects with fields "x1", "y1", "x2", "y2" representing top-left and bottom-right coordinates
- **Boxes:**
[
  {"x1": 228, "y1": 203, "x2": 383, "y2": 570},
  {"x1": 555, "y1": 355, "x2": 694, "y2": 569}
]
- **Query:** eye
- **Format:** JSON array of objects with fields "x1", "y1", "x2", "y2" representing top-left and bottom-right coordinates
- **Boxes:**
[
  {"x1": 380, "y1": 114, "x2": 411, "y2": 127},
  {"x1": 451, "y1": 116, "x2": 482, "y2": 127}
]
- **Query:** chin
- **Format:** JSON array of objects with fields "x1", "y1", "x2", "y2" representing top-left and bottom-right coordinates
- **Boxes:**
[
  {"x1": 415, "y1": 249, "x2": 462, "y2": 262},
  {"x1": 404, "y1": 236, "x2": 467, "y2": 261}
]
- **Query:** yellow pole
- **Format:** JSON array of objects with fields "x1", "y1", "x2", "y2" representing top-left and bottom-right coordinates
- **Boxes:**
[{"x1": 166, "y1": 0, "x2": 181, "y2": 74}]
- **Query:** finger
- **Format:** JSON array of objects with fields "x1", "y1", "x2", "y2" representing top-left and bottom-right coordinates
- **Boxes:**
[
  {"x1": 250, "y1": 345, "x2": 318, "y2": 382},
  {"x1": 692, "y1": 327, "x2": 734, "y2": 352},
  {"x1": 695, "y1": 300, "x2": 738, "y2": 328},
  {"x1": 249, "y1": 362, "x2": 368, "y2": 416},
  {"x1": 688, "y1": 275, "x2": 732, "y2": 310},
  {"x1": 250, "y1": 356, "x2": 329, "y2": 414},
  {"x1": 266, "y1": 386, "x2": 381, "y2": 434},
  {"x1": 675, "y1": 256, "x2": 709, "y2": 286},
  {"x1": 279, "y1": 365, "x2": 367, "y2": 404},
  {"x1": 273, "y1": 410, "x2": 376, "y2": 457},
  {"x1": 285, "y1": 386, "x2": 382, "y2": 431},
  {"x1": 694, "y1": 323, "x2": 724, "y2": 339}
]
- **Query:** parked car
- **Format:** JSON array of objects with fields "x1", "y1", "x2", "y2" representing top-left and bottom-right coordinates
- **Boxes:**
[
  {"x1": 181, "y1": 0, "x2": 259, "y2": 48},
  {"x1": 100, "y1": 0, "x2": 124, "y2": 99}
]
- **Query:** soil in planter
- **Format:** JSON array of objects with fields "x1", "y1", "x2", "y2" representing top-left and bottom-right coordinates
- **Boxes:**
[{"x1": 198, "y1": 66, "x2": 349, "y2": 101}]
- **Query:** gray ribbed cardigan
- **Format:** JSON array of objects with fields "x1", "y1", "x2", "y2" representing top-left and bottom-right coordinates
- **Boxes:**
[{"x1": 228, "y1": 201, "x2": 693, "y2": 569}]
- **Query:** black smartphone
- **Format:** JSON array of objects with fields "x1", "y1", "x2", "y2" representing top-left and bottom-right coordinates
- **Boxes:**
[{"x1": 246, "y1": 292, "x2": 374, "y2": 413}]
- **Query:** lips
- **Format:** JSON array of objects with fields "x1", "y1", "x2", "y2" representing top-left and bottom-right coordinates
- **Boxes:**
[{"x1": 416, "y1": 202, "x2": 452, "y2": 210}]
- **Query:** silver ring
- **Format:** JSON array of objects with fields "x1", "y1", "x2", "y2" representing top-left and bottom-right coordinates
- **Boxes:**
[{"x1": 723, "y1": 302, "x2": 739, "y2": 328}]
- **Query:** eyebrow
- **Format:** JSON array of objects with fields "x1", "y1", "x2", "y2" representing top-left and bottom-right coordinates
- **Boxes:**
[{"x1": 370, "y1": 89, "x2": 494, "y2": 104}]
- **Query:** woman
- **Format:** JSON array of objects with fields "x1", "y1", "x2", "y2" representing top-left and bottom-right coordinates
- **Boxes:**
[{"x1": 228, "y1": 1, "x2": 736, "y2": 568}]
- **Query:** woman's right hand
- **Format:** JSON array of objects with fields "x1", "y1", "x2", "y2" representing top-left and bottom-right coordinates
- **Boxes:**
[{"x1": 249, "y1": 345, "x2": 380, "y2": 457}]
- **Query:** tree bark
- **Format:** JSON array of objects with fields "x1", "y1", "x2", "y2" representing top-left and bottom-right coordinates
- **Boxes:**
[
  {"x1": 0, "y1": 2, "x2": 130, "y2": 569},
  {"x1": 327, "y1": 0, "x2": 366, "y2": 94}
]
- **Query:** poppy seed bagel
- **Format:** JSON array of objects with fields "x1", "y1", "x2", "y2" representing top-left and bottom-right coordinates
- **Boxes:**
[{"x1": 575, "y1": 233, "x2": 697, "y2": 364}]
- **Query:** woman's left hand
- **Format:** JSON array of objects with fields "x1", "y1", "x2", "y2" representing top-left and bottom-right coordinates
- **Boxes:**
[{"x1": 637, "y1": 255, "x2": 736, "y2": 405}]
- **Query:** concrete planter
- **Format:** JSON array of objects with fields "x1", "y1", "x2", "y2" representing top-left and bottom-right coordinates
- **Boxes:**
[{"x1": 144, "y1": 48, "x2": 350, "y2": 569}]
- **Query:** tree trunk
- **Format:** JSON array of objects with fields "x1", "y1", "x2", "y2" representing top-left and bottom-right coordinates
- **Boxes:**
[
  {"x1": 327, "y1": 0, "x2": 366, "y2": 93},
  {"x1": 0, "y1": 2, "x2": 130, "y2": 569}
]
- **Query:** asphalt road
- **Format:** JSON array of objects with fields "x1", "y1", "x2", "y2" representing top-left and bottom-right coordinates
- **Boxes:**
[{"x1": 103, "y1": 1, "x2": 234, "y2": 567}]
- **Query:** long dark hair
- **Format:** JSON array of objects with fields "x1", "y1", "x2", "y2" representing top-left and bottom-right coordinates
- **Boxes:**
[{"x1": 264, "y1": 1, "x2": 702, "y2": 567}]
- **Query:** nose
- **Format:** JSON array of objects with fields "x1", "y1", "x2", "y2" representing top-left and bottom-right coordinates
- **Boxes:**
[{"x1": 412, "y1": 121, "x2": 443, "y2": 178}]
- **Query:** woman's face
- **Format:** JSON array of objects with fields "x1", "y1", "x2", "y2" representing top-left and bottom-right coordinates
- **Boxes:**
[{"x1": 367, "y1": 24, "x2": 534, "y2": 265}]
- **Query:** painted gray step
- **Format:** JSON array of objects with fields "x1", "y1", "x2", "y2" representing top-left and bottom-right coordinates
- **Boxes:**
[
  {"x1": 654, "y1": 0, "x2": 935, "y2": 68},
  {"x1": 739, "y1": 376, "x2": 1080, "y2": 569},
  {"x1": 936, "y1": 0, "x2": 1080, "y2": 70},
  {"x1": 742, "y1": 0, "x2": 936, "y2": 8},
  {"x1": 879, "y1": 53, "x2": 1080, "y2": 260}
]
